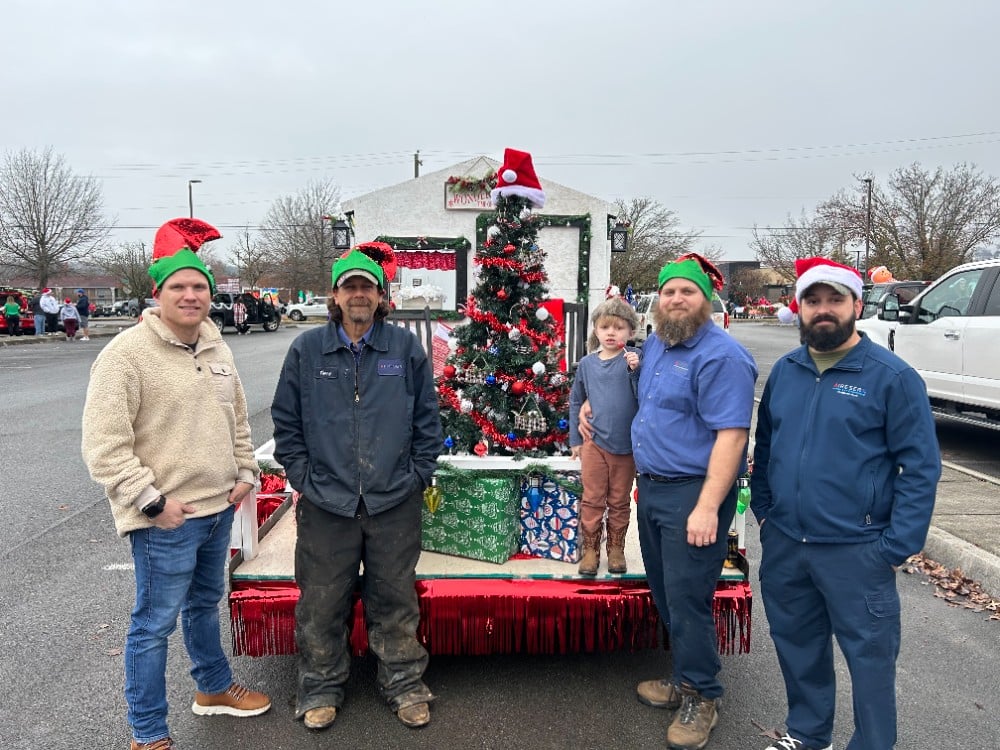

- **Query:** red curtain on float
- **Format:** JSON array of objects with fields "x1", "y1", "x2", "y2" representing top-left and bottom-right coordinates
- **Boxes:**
[{"x1": 394, "y1": 251, "x2": 456, "y2": 271}]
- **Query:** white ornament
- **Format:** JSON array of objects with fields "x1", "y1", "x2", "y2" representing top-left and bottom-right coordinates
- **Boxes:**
[
  {"x1": 486, "y1": 225, "x2": 501, "y2": 239},
  {"x1": 502, "y1": 168, "x2": 517, "y2": 183},
  {"x1": 519, "y1": 207, "x2": 532, "y2": 220},
  {"x1": 551, "y1": 373, "x2": 566, "y2": 387},
  {"x1": 535, "y1": 307, "x2": 550, "y2": 321},
  {"x1": 448, "y1": 337, "x2": 459, "y2": 351},
  {"x1": 532, "y1": 361, "x2": 546, "y2": 376},
  {"x1": 460, "y1": 399, "x2": 473, "y2": 414},
  {"x1": 508, "y1": 328, "x2": 522, "y2": 341}
]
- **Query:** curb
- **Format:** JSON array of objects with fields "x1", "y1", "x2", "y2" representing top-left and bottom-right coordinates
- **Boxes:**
[{"x1": 923, "y1": 526, "x2": 1000, "y2": 599}]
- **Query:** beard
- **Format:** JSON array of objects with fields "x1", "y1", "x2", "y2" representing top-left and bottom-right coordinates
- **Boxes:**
[
  {"x1": 801, "y1": 313, "x2": 855, "y2": 351},
  {"x1": 653, "y1": 298, "x2": 712, "y2": 345}
]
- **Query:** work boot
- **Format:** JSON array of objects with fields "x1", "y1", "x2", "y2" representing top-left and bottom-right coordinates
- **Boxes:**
[
  {"x1": 396, "y1": 701, "x2": 431, "y2": 728},
  {"x1": 636, "y1": 678, "x2": 681, "y2": 710},
  {"x1": 606, "y1": 525, "x2": 628, "y2": 574},
  {"x1": 666, "y1": 685, "x2": 718, "y2": 750},
  {"x1": 303, "y1": 706, "x2": 337, "y2": 730},
  {"x1": 577, "y1": 532, "x2": 601, "y2": 576}
]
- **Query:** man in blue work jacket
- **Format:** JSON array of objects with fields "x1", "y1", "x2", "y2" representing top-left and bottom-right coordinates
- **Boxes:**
[
  {"x1": 271, "y1": 250, "x2": 442, "y2": 733},
  {"x1": 751, "y1": 257, "x2": 940, "y2": 750}
]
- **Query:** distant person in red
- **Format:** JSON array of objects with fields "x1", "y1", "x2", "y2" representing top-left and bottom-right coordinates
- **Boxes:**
[
  {"x1": 60, "y1": 297, "x2": 80, "y2": 341},
  {"x1": 233, "y1": 296, "x2": 250, "y2": 335}
]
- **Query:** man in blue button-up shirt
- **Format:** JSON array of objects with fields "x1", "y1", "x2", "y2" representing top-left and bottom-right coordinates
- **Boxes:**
[{"x1": 620, "y1": 258, "x2": 757, "y2": 749}]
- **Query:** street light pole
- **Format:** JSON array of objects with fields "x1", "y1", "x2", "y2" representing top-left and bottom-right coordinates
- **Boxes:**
[
  {"x1": 863, "y1": 177, "x2": 873, "y2": 273},
  {"x1": 188, "y1": 179, "x2": 202, "y2": 218}
]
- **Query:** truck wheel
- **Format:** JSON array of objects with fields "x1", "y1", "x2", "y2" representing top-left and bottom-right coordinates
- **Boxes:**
[
  {"x1": 289, "y1": 310, "x2": 304, "y2": 321},
  {"x1": 263, "y1": 317, "x2": 279, "y2": 332},
  {"x1": 211, "y1": 314, "x2": 225, "y2": 332}
]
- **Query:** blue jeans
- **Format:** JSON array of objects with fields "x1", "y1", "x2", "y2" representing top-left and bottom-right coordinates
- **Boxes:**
[
  {"x1": 34, "y1": 313, "x2": 45, "y2": 334},
  {"x1": 126, "y1": 506, "x2": 236, "y2": 743},
  {"x1": 636, "y1": 475, "x2": 736, "y2": 699}
]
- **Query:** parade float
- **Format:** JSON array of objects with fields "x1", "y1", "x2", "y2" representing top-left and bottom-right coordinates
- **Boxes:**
[{"x1": 227, "y1": 149, "x2": 752, "y2": 659}]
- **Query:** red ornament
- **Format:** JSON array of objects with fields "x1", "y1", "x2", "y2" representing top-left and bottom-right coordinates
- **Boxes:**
[
  {"x1": 503, "y1": 243, "x2": 516, "y2": 255},
  {"x1": 512, "y1": 380, "x2": 527, "y2": 396},
  {"x1": 497, "y1": 289, "x2": 508, "y2": 300},
  {"x1": 473, "y1": 442, "x2": 488, "y2": 456},
  {"x1": 443, "y1": 365, "x2": 456, "y2": 378}
]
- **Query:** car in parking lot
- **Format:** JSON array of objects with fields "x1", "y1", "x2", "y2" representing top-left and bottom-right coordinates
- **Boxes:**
[
  {"x1": 284, "y1": 297, "x2": 329, "y2": 321},
  {"x1": 209, "y1": 292, "x2": 281, "y2": 333}
]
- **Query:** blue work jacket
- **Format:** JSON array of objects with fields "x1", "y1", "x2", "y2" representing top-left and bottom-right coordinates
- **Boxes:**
[
  {"x1": 271, "y1": 320, "x2": 442, "y2": 517},
  {"x1": 751, "y1": 334, "x2": 941, "y2": 566}
]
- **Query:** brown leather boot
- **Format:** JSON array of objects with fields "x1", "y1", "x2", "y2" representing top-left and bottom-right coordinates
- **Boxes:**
[
  {"x1": 577, "y1": 532, "x2": 601, "y2": 576},
  {"x1": 666, "y1": 685, "x2": 718, "y2": 750},
  {"x1": 606, "y1": 526, "x2": 627, "y2": 574}
]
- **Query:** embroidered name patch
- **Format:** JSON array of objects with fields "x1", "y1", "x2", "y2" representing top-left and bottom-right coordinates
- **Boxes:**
[
  {"x1": 832, "y1": 382, "x2": 866, "y2": 398},
  {"x1": 378, "y1": 359, "x2": 405, "y2": 376},
  {"x1": 314, "y1": 367, "x2": 338, "y2": 379}
]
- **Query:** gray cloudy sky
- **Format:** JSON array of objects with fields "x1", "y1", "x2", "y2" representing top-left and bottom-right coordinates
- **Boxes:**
[{"x1": 4, "y1": 0, "x2": 999, "y2": 259}]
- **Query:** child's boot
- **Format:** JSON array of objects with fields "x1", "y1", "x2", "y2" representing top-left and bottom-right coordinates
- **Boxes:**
[
  {"x1": 577, "y1": 532, "x2": 601, "y2": 577},
  {"x1": 606, "y1": 526, "x2": 627, "y2": 574}
]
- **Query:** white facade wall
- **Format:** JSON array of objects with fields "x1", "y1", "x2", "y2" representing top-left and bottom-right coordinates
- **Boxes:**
[{"x1": 342, "y1": 156, "x2": 612, "y2": 313}]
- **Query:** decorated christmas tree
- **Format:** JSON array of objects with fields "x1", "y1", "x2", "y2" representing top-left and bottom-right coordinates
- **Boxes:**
[{"x1": 438, "y1": 148, "x2": 571, "y2": 457}]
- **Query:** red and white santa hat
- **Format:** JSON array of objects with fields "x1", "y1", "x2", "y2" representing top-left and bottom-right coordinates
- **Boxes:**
[
  {"x1": 788, "y1": 257, "x2": 864, "y2": 314},
  {"x1": 490, "y1": 148, "x2": 546, "y2": 208}
]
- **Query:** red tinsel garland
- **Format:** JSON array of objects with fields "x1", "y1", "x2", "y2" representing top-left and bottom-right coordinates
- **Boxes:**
[
  {"x1": 439, "y1": 384, "x2": 562, "y2": 450},
  {"x1": 463, "y1": 298, "x2": 560, "y2": 349}
]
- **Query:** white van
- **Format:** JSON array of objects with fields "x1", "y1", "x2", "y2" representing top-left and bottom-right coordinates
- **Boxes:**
[{"x1": 874, "y1": 258, "x2": 1000, "y2": 428}]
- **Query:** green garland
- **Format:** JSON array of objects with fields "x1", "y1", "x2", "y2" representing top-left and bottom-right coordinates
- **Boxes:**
[
  {"x1": 476, "y1": 212, "x2": 592, "y2": 304},
  {"x1": 376, "y1": 235, "x2": 471, "y2": 252}
]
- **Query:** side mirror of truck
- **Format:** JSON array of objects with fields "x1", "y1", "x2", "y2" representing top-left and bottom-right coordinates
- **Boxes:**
[{"x1": 878, "y1": 293, "x2": 900, "y2": 322}]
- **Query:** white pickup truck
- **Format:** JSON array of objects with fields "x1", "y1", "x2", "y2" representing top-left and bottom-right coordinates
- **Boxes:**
[{"x1": 857, "y1": 258, "x2": 1000, "y2": 429}]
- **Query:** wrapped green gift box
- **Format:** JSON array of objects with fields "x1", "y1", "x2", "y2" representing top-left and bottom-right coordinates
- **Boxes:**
[{"x1": 421, "y1": 476, "x2": 519, "y2": 564}]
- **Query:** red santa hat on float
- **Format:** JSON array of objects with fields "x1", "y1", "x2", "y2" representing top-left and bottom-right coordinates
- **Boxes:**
[
  {"x1": 490, "y1": 148, "x2": 546, "y2": 208},
  {"x1": 779, "y1": 257, "x2": 864, "y2": 323}
]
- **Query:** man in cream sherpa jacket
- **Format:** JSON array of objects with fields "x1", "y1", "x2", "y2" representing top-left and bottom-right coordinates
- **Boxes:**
[{"x1": 82, "y1": 306, "x2": 257, "y2": 535}]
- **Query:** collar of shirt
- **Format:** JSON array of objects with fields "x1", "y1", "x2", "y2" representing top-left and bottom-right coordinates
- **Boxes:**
[{"x1": 338, "y1": 323, "x2": 373, "y2": 357}]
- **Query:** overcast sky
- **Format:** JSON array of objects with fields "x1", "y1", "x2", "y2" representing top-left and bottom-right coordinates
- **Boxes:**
[{"x1": 3, "y1": 0, "x2": 999, "y2": 260}]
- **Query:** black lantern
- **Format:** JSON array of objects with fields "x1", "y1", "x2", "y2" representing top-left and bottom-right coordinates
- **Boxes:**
[
  {"x1": 331, "y1": 219, "x2": 351, "y2": 250},
  {"x1": 610, "y1": 222, "x2": 629, "y2": 253}
]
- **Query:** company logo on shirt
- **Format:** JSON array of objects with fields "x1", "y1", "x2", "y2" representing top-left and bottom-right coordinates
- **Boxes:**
[
  {"x1": 671, "y1": 359, "x2": 689, "y2": 375},
  {"x1": 832, "y1": 382, "x2": 867, "y2": 398}
]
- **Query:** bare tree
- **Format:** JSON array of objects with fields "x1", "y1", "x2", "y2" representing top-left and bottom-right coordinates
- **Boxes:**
[
  {"x1": 0, "y1": 147, "x2": 112, "y2": 287},
  {"x1": 819, "y1": 163, "x2": 1000, "y2": 280},
  {"x1": 260, "y1": 179, "x2": 342, "y2": 294},
  {"x1": 91, "y1": 241, "x2": 154, "y2": 302},
  {"x1": 609, "y1": 198, "x2": 701, "y2": 291},
  {"x1": 229, "y1": 227, "x2": 272, "y2": 289},
  {"x1": 750, "y1": 209, "x2": 853, "y2": 282}
]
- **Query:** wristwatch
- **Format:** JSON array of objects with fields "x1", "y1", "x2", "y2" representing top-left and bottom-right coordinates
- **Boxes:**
[{"x1": 141, "y1": 494, "x2": 167, "y2": 518}]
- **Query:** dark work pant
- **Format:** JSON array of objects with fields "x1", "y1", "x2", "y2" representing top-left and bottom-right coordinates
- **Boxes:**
[
  {"x1": 294, "y1": 493, "x2": 432, "y2": 715},
  {"x1": 636, "y1": 474, "x2": 736, "y2": 699},
  {"x1": 760, "y1": 523, "x2": 901, "y2": 750}
]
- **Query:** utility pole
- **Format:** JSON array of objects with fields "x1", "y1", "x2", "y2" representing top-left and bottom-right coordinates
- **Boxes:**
[
  {"x1": 863, "y1": 177, "x2": 873, "y2": 273},
  {"x1": 414, "y1": 150, "x2": 423, "y2": 178}
]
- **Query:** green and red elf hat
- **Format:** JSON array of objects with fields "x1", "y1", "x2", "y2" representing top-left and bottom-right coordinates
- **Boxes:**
[
  {"x1": 338, "y1": 241, "x2": 398, "y2": 286},
  {"x1": 148, "y1": 218, "x2": 220, "y2": 293}
]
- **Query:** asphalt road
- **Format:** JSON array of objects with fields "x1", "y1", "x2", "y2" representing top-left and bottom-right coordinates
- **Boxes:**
[{"x1": 0, "y1": 323, "x2": 997, "y2": 749}]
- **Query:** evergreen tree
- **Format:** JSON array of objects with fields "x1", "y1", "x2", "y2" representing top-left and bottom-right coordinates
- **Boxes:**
[{"x1": 438, "y1": 193, "x2": 571, "y2": 457}]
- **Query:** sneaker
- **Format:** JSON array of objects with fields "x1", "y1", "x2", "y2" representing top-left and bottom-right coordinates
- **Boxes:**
[
  {"x1": 666, "y1": 686, "x2": 718, "y2": 750},
  {"x1": 191, "y1": 682, "x2": 271, "y2": 717},
  {"x1": 637, "y1": 678, "x2": 682, "y2": 710},
  {"x1": 764, "y1": 735, "x2": 832, "y2": 750},
  {"x1": 396, "y1": 701, "x2": 431, "y2": 728},
  {"x1": 303, "y1": 705, "x2": 337, "y2": 729},
  {"x1": 130, "y1": 739, "x2": 176, "y2": 750},
  {"x1": 80, "y1": 336, "x2": 90, "y2": 341}
]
